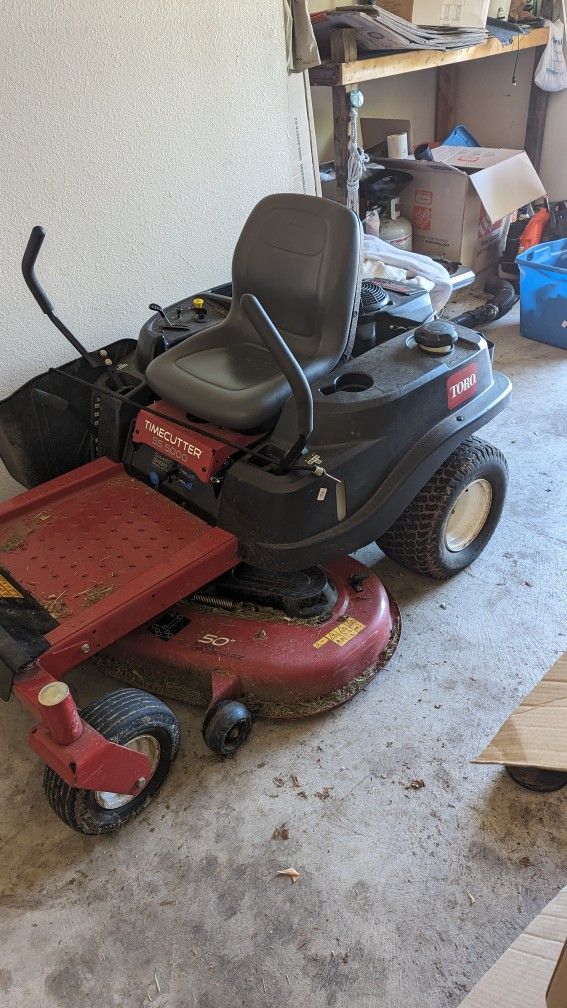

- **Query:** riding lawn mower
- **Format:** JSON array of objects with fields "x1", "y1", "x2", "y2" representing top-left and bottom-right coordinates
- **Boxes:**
[{"x1": 0, "y1": 194, "x2": 511, "y2": 833}]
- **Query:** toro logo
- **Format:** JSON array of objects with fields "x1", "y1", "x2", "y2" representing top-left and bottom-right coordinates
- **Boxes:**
[{"x1": 447, "y1": 363, "x2": 478, "y2": 409}]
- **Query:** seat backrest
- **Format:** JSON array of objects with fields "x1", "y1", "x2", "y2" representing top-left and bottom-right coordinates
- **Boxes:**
[{"x1": 231, "y1": 193, "x2": 362, "y2": 371}]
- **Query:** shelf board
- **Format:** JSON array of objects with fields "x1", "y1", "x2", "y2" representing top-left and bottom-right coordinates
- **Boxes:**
[{"x1": 309, "y1": 26, "x2": 549, "y2": 86}]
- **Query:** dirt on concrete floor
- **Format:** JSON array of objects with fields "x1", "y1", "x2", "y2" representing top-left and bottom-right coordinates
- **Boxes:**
[{"x1": 0, "y1": 313, "x2": 566, "y2": 1008}]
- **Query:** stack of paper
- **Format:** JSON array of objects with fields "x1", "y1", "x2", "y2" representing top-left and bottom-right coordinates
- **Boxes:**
[{"x1": 312, "y1": 5, "x2": 489, "y2": 55}]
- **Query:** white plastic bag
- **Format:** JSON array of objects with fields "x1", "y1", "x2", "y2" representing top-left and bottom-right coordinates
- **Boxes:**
[
  {"x1": 363, "y1": 234, "x2": 452, "y2": 313},
  {"x1": 535, "y1": 20, "x2": 567, "y2": 92}
]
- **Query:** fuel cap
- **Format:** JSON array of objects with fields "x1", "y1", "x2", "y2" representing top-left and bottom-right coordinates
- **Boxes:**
[{"x1": 414, "y1": 320, "x2": 458, "y2": 355}]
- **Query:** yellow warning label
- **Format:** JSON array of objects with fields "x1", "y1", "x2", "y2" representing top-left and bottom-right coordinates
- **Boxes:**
[
  {"x1": 313, "y1": 617, "x2": 365, "y2": 649},
  {"x1": 0, "y1": 575, "x2": 22, "y2": 599}
]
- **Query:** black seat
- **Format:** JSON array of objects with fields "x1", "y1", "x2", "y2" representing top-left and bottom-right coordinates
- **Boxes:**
[{"x1": 146, "y1": 193, "x2": 361, "y2": 431}]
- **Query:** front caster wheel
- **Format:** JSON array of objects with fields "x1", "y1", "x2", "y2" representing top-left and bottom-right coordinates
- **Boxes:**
[
  {"x1": 505, "y1": 764, "x2": 567, "y2": 793},
  {"x1": 377, "y1": 436, "x2": 508, "y2": 579},
  {"x1": 203, "y1": 700, "x2": 252, "y2": 756},
  {"x1": 43, "y1": 688, "x2": 180, "y2": 834}
]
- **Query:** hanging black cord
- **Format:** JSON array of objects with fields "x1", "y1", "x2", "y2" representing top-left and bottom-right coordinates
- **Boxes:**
[
  {"x1": 49, "y1": 366, "x2": 321, "y2": 477},
  {"x1": 512, "y1": 34, "x2": 520, "y2": 86}
]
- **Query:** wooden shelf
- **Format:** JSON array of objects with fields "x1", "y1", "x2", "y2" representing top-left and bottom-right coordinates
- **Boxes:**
[
  {"x1": 310, "y1": 26, "x2": 549, "y2": 86},
  {"x1": 313, "y1": 22, "x2": 550, "y2": 203}
]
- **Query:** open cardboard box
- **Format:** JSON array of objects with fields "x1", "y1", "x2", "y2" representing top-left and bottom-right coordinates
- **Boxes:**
[
  {"x1": 475, "y1": 651, "x2": 567, "y2": 771},
  {"x1": 381, "y1": 147, "x2": 545, "y2": 269},
  {"x1": 458, "y1": 885, "x2": 567, "y2": 1007},
  {"x1": 378, "y1": 0, "x2": 490, "y2": 28}
]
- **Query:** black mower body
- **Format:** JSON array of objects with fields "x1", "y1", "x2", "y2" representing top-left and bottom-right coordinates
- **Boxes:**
[
  {"x1": 214, "y1": 324, "x2": 509, "y2": 569},
  {"x1": 0, "y1": 317, "x2": 510, "y2": 572}
]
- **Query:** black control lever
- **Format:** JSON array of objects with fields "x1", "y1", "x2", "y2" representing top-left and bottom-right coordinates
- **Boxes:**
[
  {"x1": 240, "y1": 293, "x2": 313, "y2": 471},
  {"x1": 148, "y1": 302, "x2": 193, "y2": 332},
  {"x1": 22, "y1": 227, "x2": 103, "y2": 368},
  {"x1": 149, "y1": 302, "x2": 169, "y2": 324}
]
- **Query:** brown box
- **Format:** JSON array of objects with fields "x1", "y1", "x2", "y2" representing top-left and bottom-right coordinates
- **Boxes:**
[
  {"x1": 458, "y1": 885, "x2": 567, "y2": 1007},
  {"x1": 475, "y1": 651, "x2": 567, "y2": 771},
  {"x1": 469, "y1": 653, "x2": 567, "y2": 1005},
  {"x1": 378, "y1": 0, "x2": 490, "y2": 28},
  {"x1": 381, "y1": 147, "x2": 546, "y2": 270}
]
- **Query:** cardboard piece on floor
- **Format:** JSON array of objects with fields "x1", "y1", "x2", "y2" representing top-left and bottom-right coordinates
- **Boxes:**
[
  {"x1": 548, "y1": 942, "x2": 567, "y2": 1008},
  {"x1": 458, "y1": 886, "x2": 567, "y2": 1007},
  {"x1": 475, "y1": 651, "x2": 567, "y2": 770}
]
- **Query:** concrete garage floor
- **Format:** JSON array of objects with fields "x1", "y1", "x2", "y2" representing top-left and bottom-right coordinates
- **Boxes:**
[{"x1": 1, "y1": 312, "x2": 566, "y2": 1008}]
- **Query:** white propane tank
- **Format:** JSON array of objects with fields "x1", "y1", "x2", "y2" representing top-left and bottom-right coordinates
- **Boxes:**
[{"x1": 379, "y1": 197, "x2": 413, "y2": 251}]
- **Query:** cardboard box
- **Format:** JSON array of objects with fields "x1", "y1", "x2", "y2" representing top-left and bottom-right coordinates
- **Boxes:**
[
  {"x1": 458, "y1": 885, "x2": 567, "y2": 1007},
  {"x1": 461, "y1": 660, "x2": 567, "y2": 1008},
  {"x1": 287, "y1": 71, "x2": 321, "y2": 197},
  {"x1": 382, "y1": 147, "x2": 545, "y2": 270},
  {"x1": 378, "y1": 0, "x2": 490, "y2": 27},
  {"x1": 548, "y1": 943, "x2": 567, "y2": 1008},
  {"x1": 476, "y1": 651, "x2": 567, "y2": 771}
]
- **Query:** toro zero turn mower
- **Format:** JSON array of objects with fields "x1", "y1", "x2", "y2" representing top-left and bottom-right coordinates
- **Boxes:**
[{"x1": 0, "y1": 195, "x2": 510, "y2": 833}]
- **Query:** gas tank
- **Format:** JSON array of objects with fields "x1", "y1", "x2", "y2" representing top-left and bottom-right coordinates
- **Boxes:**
[{"x1": 379, "y1": 212, "x2": 413, "y2": 251}]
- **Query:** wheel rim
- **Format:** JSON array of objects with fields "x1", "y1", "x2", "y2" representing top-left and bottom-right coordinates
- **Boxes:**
[
  {"x1": 444, "y1": 478, "x2": 493, "y2": 552},
  {"x1": 94, "y1": 734, "x2": 161, "y2": 810},
  {"x1": 222, "y1": 719, "x2": 250, "y2": 752}
]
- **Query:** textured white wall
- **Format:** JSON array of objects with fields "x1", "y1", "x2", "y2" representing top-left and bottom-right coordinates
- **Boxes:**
[{"x1": 0, "y1": 0, "x2": 296, "y2": 498}]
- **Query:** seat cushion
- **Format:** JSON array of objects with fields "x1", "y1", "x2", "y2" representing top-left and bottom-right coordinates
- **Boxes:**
[
  {"x1": 145, "y1": 323, "x2": 297, "y2": 430},
  {"x1": 145, "y1": 194, "x2": 362, "y2": 431}
]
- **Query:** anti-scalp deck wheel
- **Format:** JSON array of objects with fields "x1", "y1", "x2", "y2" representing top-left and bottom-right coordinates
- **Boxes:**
[
  {"x1": 505, "y1": 764, "x2": 567, "y2": 793},
  {"x1": 203, "y1": 700, "x2": 252, "y2": 756},
  {"x1": 43, "y1": 688, "x2": 180, "y2": 835},
  {"x1": 377, "y1": 436, "x2": 508, "y2": 579}
]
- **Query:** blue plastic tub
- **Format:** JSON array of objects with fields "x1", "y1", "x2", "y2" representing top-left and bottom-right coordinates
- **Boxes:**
[
  {"x1": 517, "y1": 239, "x2": 567, "y2": 350},
  {"x1": 442, "y1": 124, "x2": 480, "y2": 147}
]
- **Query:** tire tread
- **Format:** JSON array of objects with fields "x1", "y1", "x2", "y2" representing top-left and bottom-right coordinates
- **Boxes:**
[
  {"x1": 377, "y1": 436, "x2": 508, "y2": 579},
  {"x1": 43, "y1": 688, "x2": 179, "y2": 834}
]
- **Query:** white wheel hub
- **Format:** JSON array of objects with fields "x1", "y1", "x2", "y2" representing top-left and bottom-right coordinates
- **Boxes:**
[
  {"x1": 95, "y1": 734, "x2": 161, "y2": 810},
  {"x1": 444, "y1": 478, "x2": 493, "y2": 553}
]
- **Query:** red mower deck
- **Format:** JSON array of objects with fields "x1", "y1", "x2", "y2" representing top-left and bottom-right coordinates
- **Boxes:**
[{"x1": 102, "y1": 557, "x2": 400, "y2": 718}]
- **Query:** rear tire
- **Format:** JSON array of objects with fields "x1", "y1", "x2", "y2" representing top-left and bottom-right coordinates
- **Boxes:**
[
  {"x1": 377, "y1": 436, "x2": 508, "y2": 579},
  {"x1": 43, "y1": 688, "x2": 180, "y2": 835}
]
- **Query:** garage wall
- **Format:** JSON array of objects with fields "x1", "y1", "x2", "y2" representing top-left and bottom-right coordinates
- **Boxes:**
[
  {"x1": 0, "y1": 0, "x2": 297, "y2": 499},
  {"x1": 538, "y1": 89, "x2": 567, "y2": 197}
]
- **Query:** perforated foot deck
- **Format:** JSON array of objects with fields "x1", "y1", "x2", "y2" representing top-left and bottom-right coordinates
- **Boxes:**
[{"x1": 0, "y1": 458, "x2": 238, "y2": 674}]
